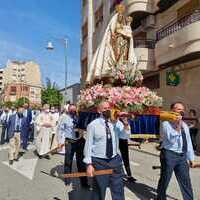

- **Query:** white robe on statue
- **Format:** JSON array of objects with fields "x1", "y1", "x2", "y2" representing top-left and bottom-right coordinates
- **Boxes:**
[{"x1": 86, "y1": 13, "x2": 137, "y2": 83}]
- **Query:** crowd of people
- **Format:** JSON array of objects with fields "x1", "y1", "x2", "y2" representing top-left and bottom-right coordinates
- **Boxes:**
[{"x1": 0, "y1": 101, "x2": 199, "y2": 199}]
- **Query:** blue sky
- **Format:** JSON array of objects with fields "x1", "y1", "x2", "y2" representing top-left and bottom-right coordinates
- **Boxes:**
[{"x1": 0, "y1": 0, "x2": 81, "y2": 88}]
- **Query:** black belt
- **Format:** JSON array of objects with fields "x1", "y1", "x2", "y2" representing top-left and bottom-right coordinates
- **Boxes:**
[{"x1": 65, "y1": 138, "x2": 77, "y2": 144}]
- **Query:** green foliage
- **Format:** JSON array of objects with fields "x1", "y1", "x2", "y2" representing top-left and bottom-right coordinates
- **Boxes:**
[
  {"x1": 41, "y1": 78, "x2": 63, "y2": 107},
  {"x1": 3, "y1": 101, "x2": 13, "y2": 108},
  {"x1": 15, "y1": 97, "x2": 30, "y2": 108}
]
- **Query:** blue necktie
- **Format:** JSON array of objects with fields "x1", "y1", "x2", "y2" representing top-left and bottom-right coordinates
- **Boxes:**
[{"x1": 105, "y1": 119, "x2": 113, "y2": 158}]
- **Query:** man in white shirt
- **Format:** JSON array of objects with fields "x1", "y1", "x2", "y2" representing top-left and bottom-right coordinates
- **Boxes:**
[{"x1": 84, "y1": 102, "x2": 130, "y2": 200}]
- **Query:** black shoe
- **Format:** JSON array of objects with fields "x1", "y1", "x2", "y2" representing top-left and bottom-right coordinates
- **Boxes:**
[
  {"x1": 14, "y1": 158, "x2": 19, "y2": 162},
  {"x1": 23, "y1": 148, "x2": 28, "y2": 151},
  {"x1": 127, "y1": 176, "x2": 137, "y2": 182},
  {"x1": 44, "y1": 155, "x2": 50, "y2": 160},
  {"x1": 9, "y1": 160, "x2": 13, "y2": 165}
]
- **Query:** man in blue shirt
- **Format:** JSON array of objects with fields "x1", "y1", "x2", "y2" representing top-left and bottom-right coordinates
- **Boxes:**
[
  {"x1": 157, "y1": 102, "x2": 195, "y2": 200},
  {"x1": 84, "y1": 102, "x2": 131, "y2": 200},
  {"x1": 58, "y1": 104, "x2": 87, "y2": 188}
]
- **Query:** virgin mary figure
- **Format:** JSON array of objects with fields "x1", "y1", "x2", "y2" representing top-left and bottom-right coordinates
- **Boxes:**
[{"x1": 86, "y1": 4, "x2": 137, "y2": 84}]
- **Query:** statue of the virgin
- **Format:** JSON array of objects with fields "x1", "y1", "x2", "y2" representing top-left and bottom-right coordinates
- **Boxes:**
[{"x1": 86, "y1": 3, "x2": 137, "y2": 84}]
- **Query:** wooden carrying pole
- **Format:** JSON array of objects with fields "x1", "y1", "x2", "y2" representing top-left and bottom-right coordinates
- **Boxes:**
[
  {"x1": 63, "y1": 169, "x2": 113, "y2": 178},
  {"x1": 152, "y1": 163, "x2": 200, "y2": 170}
]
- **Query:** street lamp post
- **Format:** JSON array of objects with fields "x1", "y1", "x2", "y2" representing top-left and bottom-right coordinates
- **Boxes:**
[{"x1": 46, "y1": 37, "x2": 68, "y2": 104}]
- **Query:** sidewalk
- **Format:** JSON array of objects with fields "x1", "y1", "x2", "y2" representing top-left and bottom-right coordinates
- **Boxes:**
[{"x1": 129, "y1": 141, "x2": 200, "y2": 162}]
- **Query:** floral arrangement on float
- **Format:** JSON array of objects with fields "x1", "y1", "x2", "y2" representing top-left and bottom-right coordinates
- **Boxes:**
[
  {"x1": 78, "y1": 84, "x2": 162, "y2": 115},
  {"x1": 77, "y1": 3, "x2": 163, "y2": 138}
]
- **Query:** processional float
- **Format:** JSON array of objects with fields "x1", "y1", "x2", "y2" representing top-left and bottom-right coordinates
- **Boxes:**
[{"x1": 52, "y1": 4, "x2": 199, "y2": 180}]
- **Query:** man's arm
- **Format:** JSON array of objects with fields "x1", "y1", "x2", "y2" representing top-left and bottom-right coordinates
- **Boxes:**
[
  {"x1": 83, "y1": 123, "x2": 95, "y2": 177},
  {"x1": 185, "y1": 125, "x2": 195, "y2": 162},
  {"x1": 83, "y1": 124, "x2": 94, "y2": 165},
  {"x1": 115, "y1": 119, "x2": 131, "y2": 138}
]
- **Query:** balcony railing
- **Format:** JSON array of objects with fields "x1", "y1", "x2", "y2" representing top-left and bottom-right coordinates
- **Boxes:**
[
  {"x1": 157, "y1": 10, "x2": 200, "y2": 41},
  {"x1": 134, "y1": 39, "x2": 156, "y2": 49}
]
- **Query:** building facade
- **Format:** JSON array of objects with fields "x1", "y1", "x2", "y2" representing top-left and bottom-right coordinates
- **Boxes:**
[
  {"x1": 60, "y1": 83, "x2": 80, "y2": 104},
  {"x1": 0, "y1": 68, "x2": 4, "y2": 94},
  {"x1": 81, "y1": 0, "x2": 200, "y2": 112},
  {"x1": 2, "y1": 60, "x2": 42, "y2": 105}
]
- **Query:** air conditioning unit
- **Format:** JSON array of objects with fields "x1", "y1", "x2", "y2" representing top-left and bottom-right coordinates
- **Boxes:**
[{"x1": 141, "y1": 15, "x2": 156, "y2": 28}]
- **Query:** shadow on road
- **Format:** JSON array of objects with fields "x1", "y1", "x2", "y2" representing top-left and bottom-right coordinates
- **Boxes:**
[{"x1": 125, "y1": 181, "x2": 178, "y2": 200}]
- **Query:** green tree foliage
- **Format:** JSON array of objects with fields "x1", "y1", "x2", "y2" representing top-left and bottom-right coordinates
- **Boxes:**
[
  {"x1": 15, "y1": 97, "x2": 30, "y2": 107},
  {"x1": 3, "y1": 101, "x2": 13, "y2": 108},
  {"x1": 41, "y1": 78, "x2": 63, "y2": 107}
]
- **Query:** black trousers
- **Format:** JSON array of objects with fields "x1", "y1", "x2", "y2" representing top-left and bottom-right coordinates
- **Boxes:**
[
  {"x1": 119, "y1": 138, "x2": 132, "y2": 177},
  {"x1": 64, "y1": 137, "x2": 87, "y2": 186},
  {"x1": 29, "y1": 124, "x2": 34, "y2": 142},
  {"x1": 91, "y1": 155, "x2": 125, "y2": 200},
  {"x1": 189, "y1": 128, "x2": 198, "y2": 150},
  {"x1": 157, "y1": 149, "x2": 193, "y2": 200},
  {"x1": 0, "y1": 124, "x2": 9, "y2": 144}
]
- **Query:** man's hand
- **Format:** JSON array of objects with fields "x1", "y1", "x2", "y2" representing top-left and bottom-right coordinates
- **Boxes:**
[
  {"x1": 189, "y1": 160, "x2": 195, "y2": 168},
  {"x1": 120, "y1": 117, "x2": 130, "y2": 130},
  {"x1": 86, "y1": 164, "x2": 94, "y2": 177}
]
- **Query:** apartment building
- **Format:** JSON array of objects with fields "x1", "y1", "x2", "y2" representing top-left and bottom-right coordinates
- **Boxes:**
[
  {"x1": 2, "y1": 60, "x2": 42, "y2": 105},
  {"x1": 59, "y1": 83, "x2": 80, "y2": 104},
  {"x1": 81, "y1": 0, "x2": 200, "y2": 111}
]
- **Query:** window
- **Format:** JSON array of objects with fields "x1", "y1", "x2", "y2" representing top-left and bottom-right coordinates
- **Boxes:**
[
  {"x1": 82, "y1": 0, "x2": 87, "y2": 7},
  {"x1": 177, "y1": 0, "x2": 200, "y2": 19},
  {"x1": 95, "y1": 4, "x2": 103, "y2": 28},
  {"x1": 10, "y1": 86, "x2": 16, "y2": 95},
  {"x1": 143, "y1": 74, "x2": 160, "y2": 89},
  {"x1": 23, "y1": 86, "x2": 29, "y2": 91}
]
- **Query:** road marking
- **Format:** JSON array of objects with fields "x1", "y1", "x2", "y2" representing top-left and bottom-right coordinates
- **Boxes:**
[
  {"x1": 2, "y1": 157, "x2": 38, "y2": 180},
  {"x1": 0, "y1": 144, "x2": 35, "y2": 151},
  {"x1": 130, "y1": 161, "x2": 140, "y2": 166}
]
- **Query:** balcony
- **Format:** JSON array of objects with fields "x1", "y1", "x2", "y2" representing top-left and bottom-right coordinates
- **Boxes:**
[
  {"x1": 134, "y1": 39, "x2": 156, "y2": 71},
  {"x1": 155, "y1": 10, "x2": 200, "y2": 66},
  {"x1": 124, "y1": 0, "x2": 158, "y2": 15}
]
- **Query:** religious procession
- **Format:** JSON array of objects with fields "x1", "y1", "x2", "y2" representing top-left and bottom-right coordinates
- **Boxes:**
[{"x1": 0, "y1": 1, "x2": 200, "y2": 200}]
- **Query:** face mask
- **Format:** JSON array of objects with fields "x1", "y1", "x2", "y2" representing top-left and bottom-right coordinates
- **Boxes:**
[
  {"x1": 102, "y1": 110, "x2": 111, "y2": 119},
  {"x1": 69, "y1": 111, "x2": 76, "y2": 116},
  {"x1": 44, "y1": 109, "x2": 49, "y2": 113}
]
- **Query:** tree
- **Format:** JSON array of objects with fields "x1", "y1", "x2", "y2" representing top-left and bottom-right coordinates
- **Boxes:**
[
  {"x1": 41, "y1": 78, "x2": 63, "y2": 107},
  {"x1": 15, "y1": 97, "x2": 30, "y2": 107},
  {"x1": 3, "y1": 101, "x2": 13, "y2": 108}
]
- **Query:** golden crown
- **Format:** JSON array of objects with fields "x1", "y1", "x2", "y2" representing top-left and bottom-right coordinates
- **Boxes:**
[{"x1": 115, "y1": 3, "x2": 125, "y2": 14}]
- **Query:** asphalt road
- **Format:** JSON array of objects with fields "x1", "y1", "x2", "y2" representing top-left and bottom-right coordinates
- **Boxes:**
[{"x1": 0, "y1": 144, "x2": 199, "y2": 200}]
